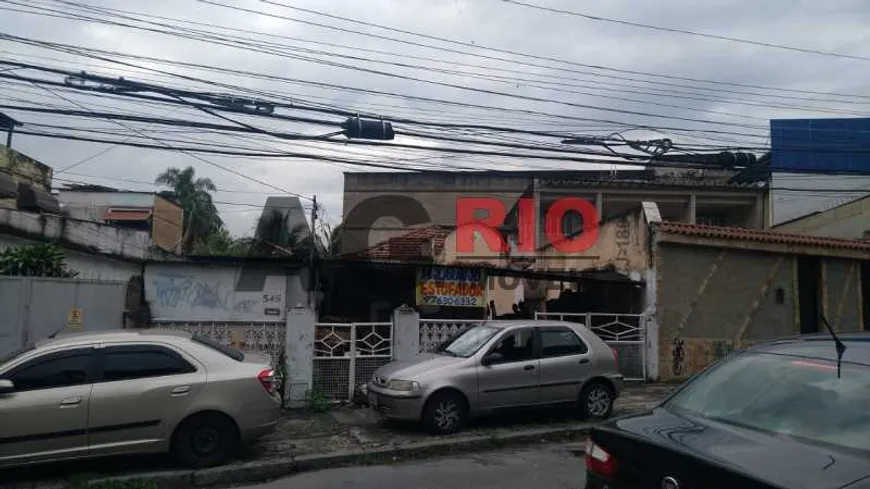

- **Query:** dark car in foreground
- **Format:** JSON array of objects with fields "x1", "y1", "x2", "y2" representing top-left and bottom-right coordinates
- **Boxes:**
[{"x1": 585, "y1": 332, "x2": 870, "y2": 489}]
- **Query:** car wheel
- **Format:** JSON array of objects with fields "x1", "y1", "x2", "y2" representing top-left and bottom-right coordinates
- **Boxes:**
[
  {"x1": 579, "y1": 382, "x2": 614, "y2": 420},
  {"x1": 172, "y1": 412, "x2": 239, "y2": 468},
  {"x1": 422, "y1": 391, "x2": 467, "y2": 435}
]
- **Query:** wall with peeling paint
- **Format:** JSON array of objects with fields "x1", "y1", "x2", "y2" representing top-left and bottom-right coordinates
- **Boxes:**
[{"x1": 655, "y1": 243, "x2": 864, "y2": 381}]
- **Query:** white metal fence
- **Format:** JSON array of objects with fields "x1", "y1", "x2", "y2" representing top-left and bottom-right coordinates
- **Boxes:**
[
  {"x1": 155, "y1": 320, "x2": 286, "y2": 365},
  {"x1": 535, "y1": 312, "x2": 647, "y2": 380},
  {"x1": 312, "y1": 322, "x2": 393, "y2": 400},
  {"x1": 418, "y1": 319, "x2": 484, "y2": 352}
]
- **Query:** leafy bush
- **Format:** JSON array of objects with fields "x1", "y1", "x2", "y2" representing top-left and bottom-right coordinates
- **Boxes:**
[{"x1": 0, "y1": 243, "x2": 79, "y2": 277}]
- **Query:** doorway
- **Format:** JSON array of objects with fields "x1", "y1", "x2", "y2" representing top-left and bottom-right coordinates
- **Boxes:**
[{"x1": 797, "y1": 257, "x2": 821, "y2": 334}]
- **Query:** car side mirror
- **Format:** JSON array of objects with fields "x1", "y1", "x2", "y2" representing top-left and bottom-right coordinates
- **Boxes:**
[
  {"x1": 0, "y1": 379, "x2": 15, "y2": 395},
  {"x1": 481, "y1": 352, "x2": 504, "y2": 366}
]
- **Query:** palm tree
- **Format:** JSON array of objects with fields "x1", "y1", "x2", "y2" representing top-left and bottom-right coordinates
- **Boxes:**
[{"x1": 155, "y1": 166, "x2": 223, "y2": 252}]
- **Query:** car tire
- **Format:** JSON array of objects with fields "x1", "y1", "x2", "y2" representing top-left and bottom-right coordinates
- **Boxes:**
[
  {"x1": 422, "y1": 391, "x2": 468, "y2": 435},
  {"x1": 172, "y1": 412, "x2": 239, "y2": 469},
  {"x1": 578, "y1": 381, "x2": 614, "y2": 420}
]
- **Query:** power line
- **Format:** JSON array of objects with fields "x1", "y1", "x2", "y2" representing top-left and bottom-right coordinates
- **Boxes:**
[
  {"x1": 248, "y1": 0, "x2": 870, "y2": 100},
  {"x1": 0, "y1": 35, "x2": 769, "y2": 134},
  {"x1": 17, "y1": 0, "x2": 870, "y2": 106},
  {"x1": 501, "y1": 0, "x2": 870, "y2": 62},
  {"x1": 0, "y1": 52, "x2": 772, "y2": 143}
]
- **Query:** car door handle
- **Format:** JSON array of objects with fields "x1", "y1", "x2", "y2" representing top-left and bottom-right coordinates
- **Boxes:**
[
  {"x1": 578, "y1": 358, "x2": 590, "y2": 364},
  {"x1": 60, "y1": 397, "x2": 82, "y2": 407},
  {"x1": 171, "y1": 386, "x2": 191, "y2": 396},
  {"x1": 523, "y1": 365, "x2": 535, "y2": 371}
]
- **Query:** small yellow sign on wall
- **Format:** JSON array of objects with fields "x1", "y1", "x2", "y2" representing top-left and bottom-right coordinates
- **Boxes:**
[{"x1": 67, "y1": 308, "x2": 83, "y2": 329}]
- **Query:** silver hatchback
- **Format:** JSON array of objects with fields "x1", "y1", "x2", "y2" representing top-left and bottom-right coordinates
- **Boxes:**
[{"x1": 367, "y1": 320, "x2": 624, "y2": 434}]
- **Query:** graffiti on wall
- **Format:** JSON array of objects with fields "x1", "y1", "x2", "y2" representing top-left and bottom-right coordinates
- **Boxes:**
[
  {"x1": 148, "y1": 270, "x2": 287, "y2": 320},
  {"x1": 671, "y1": 337, "x2": 685, "y2": 377},
  {"x1": 154, "y1": 274, "x2": 233, "y2": 310}
]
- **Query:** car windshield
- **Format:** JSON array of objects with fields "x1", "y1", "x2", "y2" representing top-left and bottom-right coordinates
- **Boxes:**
[
  {"x1": 666, "y1": 351, "x2": 870, "y2": 454},
  {"x1": 441, "y1": 325, "x2": 500, "y2": 358}
]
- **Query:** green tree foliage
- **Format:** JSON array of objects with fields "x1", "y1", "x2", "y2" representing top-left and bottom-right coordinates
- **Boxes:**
[
  {"x1": 155, "y1": 166, "x2": 223, "y2": 253},
  {"x1": 0, "y1": 243, "x2": 79, "y2": 277},
  {"x1": 252, "y1": 210, "x2": 342, "y2": 259},
  {"x1": 190, "y1": 228, "x2": 253, "y2": 256}
]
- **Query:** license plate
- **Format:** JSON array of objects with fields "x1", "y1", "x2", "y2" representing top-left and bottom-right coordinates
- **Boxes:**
[{"x1": 368, "y1": 392, "x2": 378, "y2": 407}]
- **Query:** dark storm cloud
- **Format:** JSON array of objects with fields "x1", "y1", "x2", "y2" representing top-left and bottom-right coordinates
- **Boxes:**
[{"x1": 1, "y1": 0, "x2": 869, "y2": 234}]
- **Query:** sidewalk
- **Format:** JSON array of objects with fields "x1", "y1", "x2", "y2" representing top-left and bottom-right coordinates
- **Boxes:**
[{"x1": 2, "y1": 383, "x2": 676, "y2": 489}]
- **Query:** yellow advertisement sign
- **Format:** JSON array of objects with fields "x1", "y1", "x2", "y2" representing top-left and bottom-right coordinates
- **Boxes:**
[{"x1": 416, "y1": 267, "x2": 486, "y2": 308}]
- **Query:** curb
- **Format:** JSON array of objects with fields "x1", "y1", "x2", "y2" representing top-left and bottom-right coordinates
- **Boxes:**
[{"x1": 83, "y1": 424, "x2": 593, "y2": 488}]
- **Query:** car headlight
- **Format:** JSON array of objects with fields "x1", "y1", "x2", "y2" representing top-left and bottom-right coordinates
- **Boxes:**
[{"x1": 386, "y1": 379, "x2": 422, "y2": 392}]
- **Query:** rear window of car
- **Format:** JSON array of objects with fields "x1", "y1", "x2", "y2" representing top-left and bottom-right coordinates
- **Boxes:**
[
  {"x1": 666, "y1": 351, "x2": 870, "y2": 454},
  {"x1": 191, "y1": 334, "x2": 244, "y2": 362},
  {"x1": 0, "y1": 345, "x2": 35, "y2": 367}
]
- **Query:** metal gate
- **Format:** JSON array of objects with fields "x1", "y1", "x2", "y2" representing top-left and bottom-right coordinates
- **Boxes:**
[
  {"x1": 312, "y1": 322, "x2": 393, "y2": 400},
  {"x1": 535, "y1": 312, "x2": 647, "y2": 381},
  {"x1": 0, "y1": 276, "x2": 126, "y2": 357}
]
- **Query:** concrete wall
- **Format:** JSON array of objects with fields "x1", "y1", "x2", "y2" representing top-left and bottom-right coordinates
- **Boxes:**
[
  {"x1": 0, "y1": 207, "x2": 150, "y2": 260},
  {"x1": 145, "y1": 263, "x2": 306, "y2": 321},
  {"x1": 823, "y1": 258, "x2": 862, "y2": 332},
  {"x1": 656, "y1": 243, "x2": 864, "y2": 381},
  {"x1": 536, "y1": 210, "x2": 648, "y2": 275},
  {"x1": 771, "y1": 173, "x2": 870, "y2": 226},
  {"x1": 342, "y1": 172, "x2": 531, "y2": 255},
  {"x1": 0, "y1": 147, "x2": 52, "y2": 191},
  {"x1": 0, "y1": 210, "x2": 145, "y2": 282},
  {"x1": 58, "y1": 191, "x2": 156, "y2": 219},
  {"x1": 773, "y1": 195, "x2": 870, "y2": 240},
  {"x1": 57, "y1": 191, "x2": 183, "y2": 253}
]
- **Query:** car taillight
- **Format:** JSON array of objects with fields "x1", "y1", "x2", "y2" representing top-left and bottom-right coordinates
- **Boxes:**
[
  {"x1": 585, "y1": 439, "x2": 617, "y2": 479},
  {"x1": 258, "y1": 369, "x2": 277, "y2": 395},
  {"x1": 611, "y1": 347, "x2": 620, "y2": 365}
]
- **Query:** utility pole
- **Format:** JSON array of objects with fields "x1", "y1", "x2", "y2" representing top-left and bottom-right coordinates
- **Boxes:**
[{"x1": 308, "y1": 196, "x2": 318, "y2": 307}]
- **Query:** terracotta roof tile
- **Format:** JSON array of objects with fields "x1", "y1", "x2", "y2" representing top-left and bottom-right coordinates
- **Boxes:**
[
  {"x1": 350, "y1": 225, "x2": 453, "y2": 262},
  {"x1": 653, "y1": 221, "x2": 870, "y2": 252}
]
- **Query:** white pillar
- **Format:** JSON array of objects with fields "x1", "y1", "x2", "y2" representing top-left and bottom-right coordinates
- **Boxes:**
[
  {"x1": 284, "y1": 305, "x2": 315, "y2": 409},
  {"x1": 392, "y1": 304, "x2": 420, "y2": 361}
]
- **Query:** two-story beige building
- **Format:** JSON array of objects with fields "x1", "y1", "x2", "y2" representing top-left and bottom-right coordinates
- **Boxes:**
[{"x1": 342, "y1": 167, "x2": 770, "y2": 256}]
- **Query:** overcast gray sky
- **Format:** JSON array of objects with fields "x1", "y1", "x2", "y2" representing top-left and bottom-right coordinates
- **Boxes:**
[{"x1": 2, "y1": 0, "x2": 869, "y2": 235}]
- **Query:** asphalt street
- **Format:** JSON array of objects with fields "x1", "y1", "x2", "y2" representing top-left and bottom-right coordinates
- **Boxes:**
[{"x1": 240, "y1": 444, "x2": 587, "y2": 489}]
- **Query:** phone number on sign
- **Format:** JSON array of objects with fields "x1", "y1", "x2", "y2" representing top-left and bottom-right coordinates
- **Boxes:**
[{"x1": 421, "y1": 295, "x2": 483, "y2": 307}]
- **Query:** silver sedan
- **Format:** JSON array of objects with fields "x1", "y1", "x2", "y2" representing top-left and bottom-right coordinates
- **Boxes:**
[{"x1": 367, "y1": 320, "x2": 623, "y2": 434}]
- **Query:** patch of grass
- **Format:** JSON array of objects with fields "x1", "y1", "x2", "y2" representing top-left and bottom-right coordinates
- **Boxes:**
[{"x1": 308, "y1": 390, "x2": 331, "y2": 413}]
